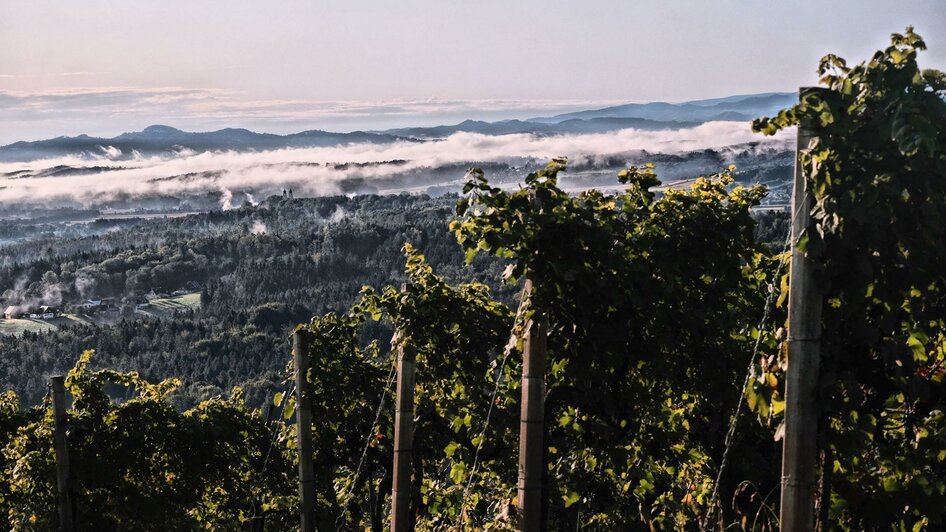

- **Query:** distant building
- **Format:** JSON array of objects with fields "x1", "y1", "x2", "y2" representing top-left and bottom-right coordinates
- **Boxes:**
[
  {"x1": 132, "y1": 296, "x2": 151, "y2": 312},
  {"x1": 3, "y1": 306, "x2": 19, "y2": 320},
  {"x1": 38, "y1": 306, "x2": 61, "y2": 320},
  {"x1": 83, "y1": 299, "x2": 103, "y2": 309}
]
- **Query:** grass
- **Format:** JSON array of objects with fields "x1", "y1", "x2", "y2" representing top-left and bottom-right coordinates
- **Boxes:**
[
  {"x1": 0, "y1": 314, "x2": 117, "y2": 336},
  {"x1": 0, "y1": 318, "x2": 57, "y2": 335},
  {"x1": 140, "y1": 293, "x2": 201, "y2": 317},
  {"x1": 0, "y1": 293, "x2": 201, "y2": 335}
]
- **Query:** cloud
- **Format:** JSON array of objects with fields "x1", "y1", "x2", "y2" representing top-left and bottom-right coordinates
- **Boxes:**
[
  {"x1": 250, "y1": 221, "x2": 267, "y2": 235},
  {"x1": 219, "y1": 188, "x2": 234, "y2": 210},
  {"x1": 0, "y1": 87, "x2": 235, "y2": 116},
  {"x1": 0, "y1": 87, "x2": 619, "y2": 120},
  {"x1": 99, "y1": 146, "x2": 123, "y2": 160},
  {"x1": 329, "y1": 205, "x2": 348, "y2": 223},
  {"x1": 0, "y1": 122, "x2": 791, "y2": 206}
]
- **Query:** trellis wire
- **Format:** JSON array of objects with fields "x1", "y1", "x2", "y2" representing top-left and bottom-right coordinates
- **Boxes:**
[
  {"x1": 262, "y1": 381, "x2": 295, "y2": 473},
  {"x1": 334, "y1": 360, "x2": 398, "y2": 531},
  {"x1": 454, "y1": 284, "x2": 531, "y2": 530},
  {"x1": 701, "y1": 203, "x2": 799, "y2": 531},
  {"x1": 248, "y1": 380, "x2": 295, "y2": 523}
]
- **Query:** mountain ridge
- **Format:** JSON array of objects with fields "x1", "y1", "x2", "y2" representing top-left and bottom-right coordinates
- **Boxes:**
[
  {"x1": 528, "y1": 92, "x2": 796, "y2": 123},
  {"x1": 0, "y1": 91, "x2": 796, "y2": 162}
]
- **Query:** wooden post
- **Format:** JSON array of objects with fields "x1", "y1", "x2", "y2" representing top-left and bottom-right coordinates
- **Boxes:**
[
  {"x1": 293, "y1": 330, "x2": 316, "y2": 532},
  {"x1": 779, "y1": 87, "x2": 824, "y2": 532},
  {"x1": 50, "y1": 376, "x2": 74, "y2": 532},
  {"x1": 518, "y1": 279, "x2": 547, "y2": 532},
  {"x1": 390, "y1": 332, "x2": 416, "y2": 532}
]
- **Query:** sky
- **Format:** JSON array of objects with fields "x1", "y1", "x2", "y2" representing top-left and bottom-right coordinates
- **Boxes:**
[{"x1": 1, "y1": 0, "x2": 944, "y2": 144}]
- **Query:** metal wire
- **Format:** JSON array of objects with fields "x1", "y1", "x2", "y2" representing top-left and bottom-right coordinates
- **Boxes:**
[
  {"x1": 455, "y1": 284, "x2": 531, "y2": 530},
  {"x1": 701, "y1": 202, "x2": 800, "y2": 531},
  {"x1": 261, "y1": 381, "x2": 295, "y2": 473},
  {"x1": 334, "y1": 360, "x2": 398, "y2": 531},
  {"x1": 246, "y1": 380, "x2": 294, "y2": 523}
]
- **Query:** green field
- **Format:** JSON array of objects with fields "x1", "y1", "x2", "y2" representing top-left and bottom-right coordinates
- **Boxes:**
[
  {"x1": 140, "y1": 293, "x2": 201, "y2": 317},
  {"x1": 0, "y1": 318, "x2": 57, "y2": 335},
  {"x1": 0, "y1": 294, "x2": 200, "y2": 335},
  {"x1": 0, "y1": 314, "x2": 114, "y2": 336}
]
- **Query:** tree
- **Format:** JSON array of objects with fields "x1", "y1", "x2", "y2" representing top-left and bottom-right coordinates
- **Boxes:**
[
  {"x1": 1, "y1": 351, "x2": 296, "y2": 530},
  {"x1": 452, "y1": 160, "x2": 773, "y2": 527},
  {"x1": 753, "y1": 27, "x2": 946, "y2": 529}
]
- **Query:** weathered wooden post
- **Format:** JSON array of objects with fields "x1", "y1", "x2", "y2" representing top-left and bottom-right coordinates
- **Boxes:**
[
  {"x1": 518, "y1": 279, "x2": 547, "y2": 532},
  {"x1": 50, "y1": 375, "x2": 74, "y2": 532},
  {"x1": 293, "y1": 330, "x2": 316, "y2": 532},
  {"x1": 779, "y1": 87, "x2": 825, "y2": 532},
  {"x1": 390, "y1": 329, "x2": 416, "y2": 532}
]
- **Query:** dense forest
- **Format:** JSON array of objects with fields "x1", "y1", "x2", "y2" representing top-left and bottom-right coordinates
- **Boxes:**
[{"x1": 0, "y1": 194, "x2": 516, "y2": 408}]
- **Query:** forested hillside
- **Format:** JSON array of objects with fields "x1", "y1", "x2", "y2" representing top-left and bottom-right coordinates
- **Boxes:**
[{"x1": 0, "y1": 194, "x2": 512, "y2": 407}]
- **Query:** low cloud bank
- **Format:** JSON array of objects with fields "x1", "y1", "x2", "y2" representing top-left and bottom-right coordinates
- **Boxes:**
[{"x1": 0, "y1": 122, "x2": 791, "y2": 206}]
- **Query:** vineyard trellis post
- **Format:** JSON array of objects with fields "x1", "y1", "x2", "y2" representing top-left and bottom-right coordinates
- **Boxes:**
[
  {"x1": 293, "y1": 330, "x2": 316, "y2": 532},
  {"x1": 518, "y1": 279, "x2": 548, "y2": 532},
  {"x1": 51, "y1": 375, "x2": 75, "y2": 532},
  {"x1": 390, "y1": 325, "x2": 416, "y2": 532},
  {"x1": 779, "y1": 86, "x2": 825, "y2": 531}
]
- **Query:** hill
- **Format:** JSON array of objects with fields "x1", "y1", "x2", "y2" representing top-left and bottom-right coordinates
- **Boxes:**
[
  {"x1": 0, "y1": 125, "x2": 413, "y2": 162},
  {"x1": 528, "y1": 92, "x2": 796, "y2": 123},
  {"x1": 0, "y1": 92, "x2": 794, "y2": 162},
  {"x1": 376, "y1": 116, "x2": 700, "y2": 138}
]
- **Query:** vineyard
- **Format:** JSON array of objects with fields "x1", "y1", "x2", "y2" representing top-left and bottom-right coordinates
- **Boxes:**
[{"x1": 1, "y1": 29, "x2": 945, "y2": 531}]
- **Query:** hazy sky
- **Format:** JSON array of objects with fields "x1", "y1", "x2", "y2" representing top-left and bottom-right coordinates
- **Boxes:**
[{"x1": 1, "y1": 0, "x2": 944, "y2": 143}]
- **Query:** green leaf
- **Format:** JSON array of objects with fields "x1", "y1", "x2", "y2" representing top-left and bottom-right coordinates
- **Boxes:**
[
  {"x1": 444, "y1": 441, "x2": 460, "y2": 458},
  {"x1": 882, "y1": 476, "x2": 901, "y2": 493},
  {"x1": 449, "y1": 462, "x2": 468, "y2": 485},
  {"x1": 563, "y1": 491, "x2": 581, "y2": 508}
]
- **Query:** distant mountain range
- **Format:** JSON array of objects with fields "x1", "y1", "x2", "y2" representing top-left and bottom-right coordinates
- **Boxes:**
[
  {"x1": 375, "y1": 116, "x2": 700, "y2": 138},
  {"x1": 0, "y1": 92, "x2": 795, "y2": 162},
  {"x1": 0, "y1": 126, "x2": 413, "y2": 163},
  {"x1": 528, "y1": 92, "x2": 797, "y2": 123}
]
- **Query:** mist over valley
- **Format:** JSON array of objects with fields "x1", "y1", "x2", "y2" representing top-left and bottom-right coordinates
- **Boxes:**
[{"x1": 1, "y1": 92, "x2": 796, "y2": 222}]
